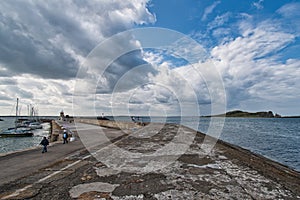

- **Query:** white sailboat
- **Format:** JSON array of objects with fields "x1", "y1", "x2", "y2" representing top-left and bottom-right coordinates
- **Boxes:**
[{"x1": 0, "y1": 98, "x2": 33, "y2": 137}]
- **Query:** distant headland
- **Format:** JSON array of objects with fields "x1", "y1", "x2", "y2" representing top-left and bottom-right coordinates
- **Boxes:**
[{"x1": 203, "y1": 110, "x2": 300, "y2": 118}]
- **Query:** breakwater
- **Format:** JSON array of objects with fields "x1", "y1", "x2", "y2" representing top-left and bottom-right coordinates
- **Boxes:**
[
  {"x1": 50, "y1": 118, "x2": 143, "y2": 142},
  {"x1": 1, "y1": 120, "x2": 299, "y2": 199},
  {"x1": 50, "y1": 117, "x2": 300, "y2": 172},
  {"x1": 74, "y1": 118, "x2": 144, "y2": 130},
  {"x1": 49, "y1": 120, "x2": 62, "y2": 142},
  {"x1": 110, "y1": 116, "x2": 300, "y2": 172}
]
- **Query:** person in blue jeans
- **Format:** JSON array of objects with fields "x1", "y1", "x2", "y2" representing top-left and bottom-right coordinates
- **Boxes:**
[{"x1": 40, "y1": 136, "x2": 49, "y2": 153}]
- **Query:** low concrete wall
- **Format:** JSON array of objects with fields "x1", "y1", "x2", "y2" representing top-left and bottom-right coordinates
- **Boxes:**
[
  {"x1": 74, "y1": 118, "x2": 145, "y2": 130},
  {"x1": 50, "y1": 118, "x2": 146, "y2": 142},
  {"x1": 50, "y1": 120, "x2": 63, "y2": 142}
]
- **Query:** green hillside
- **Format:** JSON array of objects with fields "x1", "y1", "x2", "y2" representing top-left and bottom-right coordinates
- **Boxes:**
[{"x1": 205, "y1": 110, "x2": 281, "y2": 118}]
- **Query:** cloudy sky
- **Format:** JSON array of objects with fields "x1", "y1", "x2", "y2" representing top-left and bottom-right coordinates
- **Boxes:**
[{"x1": 0, "y1": 0, "x2": 299, "y2": 116}]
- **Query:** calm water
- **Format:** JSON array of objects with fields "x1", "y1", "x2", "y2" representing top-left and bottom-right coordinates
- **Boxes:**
[
  {"x1": 0, "y1": 117, "x2": 51, "y2": 154},
  {"x1": 112, "y1": 116, "x2": 300, "y2": 172},
  {"x1": 203, "y1": 117, "x2": 299, "y2": 172},
  {"x1": 1, "y1": 116, "x2": 299, "y2": 172}
]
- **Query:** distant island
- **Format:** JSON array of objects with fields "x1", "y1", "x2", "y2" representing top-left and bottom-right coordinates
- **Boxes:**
[{"x1": 204, "y1": 110, "x2": 282, "y2": 118}]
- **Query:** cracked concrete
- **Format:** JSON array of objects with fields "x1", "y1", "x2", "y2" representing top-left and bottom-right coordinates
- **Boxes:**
[
  {"x1": 0, "y1": 121, "x2": 299, "y2": 199},
  {"x1": 68, "y1": 123, "x2": 300, "y2": 199}
]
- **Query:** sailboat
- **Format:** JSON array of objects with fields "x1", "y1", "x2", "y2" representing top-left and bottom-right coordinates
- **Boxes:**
[{"x1": 0, "y1": 98, "x2": 33, "y2": 137}]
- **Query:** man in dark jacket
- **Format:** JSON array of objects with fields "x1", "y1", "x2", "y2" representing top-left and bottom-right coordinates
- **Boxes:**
[
  {"x1": 63, "y1": 130, "x2": 68, "y2": 144},
  {"x1": 40, "y1": 136, "x2": 49, "y2": 153}
]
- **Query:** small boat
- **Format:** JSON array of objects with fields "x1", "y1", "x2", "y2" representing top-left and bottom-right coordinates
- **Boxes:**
[
  {"x1": 0, "y1": 128, "x2": 33, "y2": 137},
  {"x1": 0, "y1": 98, "x2": 34, "y2": 137},
  {"x1": 28, "y1": 122, "x2": 43, "y2": 129}
]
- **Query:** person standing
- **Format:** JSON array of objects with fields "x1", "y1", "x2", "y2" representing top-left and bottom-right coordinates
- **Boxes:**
[
  {"x1": 40, "y1": 136, "x2": 49, "y2": 153},
  {"x1": 63, "y1": 129, "x2": 68, "y2": 144}
]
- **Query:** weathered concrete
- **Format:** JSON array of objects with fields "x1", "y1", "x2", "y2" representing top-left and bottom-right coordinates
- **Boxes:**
[
  {"x1": 50, "y1": 120, "x2": 77, "y2": 142},
  {"x1": 50, "y1": 120, "x2": 62, "y2": 142},
  {"x1": 75, "y1": 118, "x2": 144, "y2": 131},
  {"x1": 0, "y1": 121, "x2": 299, "y2": 200},
  {"x1": 0, "y1": 122, "x2": 127, "y2": 199}
]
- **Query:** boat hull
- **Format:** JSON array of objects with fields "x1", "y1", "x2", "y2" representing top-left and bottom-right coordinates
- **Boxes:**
[
  {"x1": 0, "y1": 128, "x2": 34, "y2": 137},
  {"x1": 0, "y1": 132, "x2": 34, "y2": 137}
]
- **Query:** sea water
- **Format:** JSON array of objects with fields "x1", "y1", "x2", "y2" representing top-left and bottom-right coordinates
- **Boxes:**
[
  {"x1": 1, "y1": 116, "x2": 299, "y2": 172},
  {"x1": 112, "y1": 116, "x2": 300, "y2": 172},
  {"x1": 197, "y1": 117, "x2": 300, "y2": 172},
  {"x1": 186, "y1": 117, "x2": 299, "y2": 172},
  {"x1": 0, "y1": 117, "x2": 51, "y2": 154}
]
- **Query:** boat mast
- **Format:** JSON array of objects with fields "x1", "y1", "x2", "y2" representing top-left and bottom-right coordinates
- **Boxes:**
[
  {"x1": 15, "y1": 98, "x2": 19, "y2": 129},
  {"x1": 16, "y1": 98, "x2": 19, "y2": 117}
]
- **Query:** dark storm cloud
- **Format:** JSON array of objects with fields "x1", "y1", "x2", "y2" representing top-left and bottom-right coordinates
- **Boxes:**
[
  {"x1": 0, "y1": 1, "x2": 80, "y2": 79},
  {"x1": 0, "y1": 0, "x2": 155, "y2": 80},
  {"x1": 97, "y1": 51, "x2": 157, "y2": 93}
]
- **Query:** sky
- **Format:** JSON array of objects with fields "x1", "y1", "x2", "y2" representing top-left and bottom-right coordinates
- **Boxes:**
[{"x1": 0, "y1": 0, "x2": 299, "y2": 117}]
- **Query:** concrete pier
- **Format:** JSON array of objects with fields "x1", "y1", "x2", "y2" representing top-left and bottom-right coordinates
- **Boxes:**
[{"x1": 0, "y1": 120, "x2": 299, "y2": 199}]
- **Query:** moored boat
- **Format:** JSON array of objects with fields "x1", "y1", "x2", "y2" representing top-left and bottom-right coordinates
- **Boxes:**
[
  {"x1": 0, "y1": 128, "x2": 33, "y2": 137},
  {"x1": 28, "y1": 122, "x2": 43, "y2": 129},
  {"x1": 0, "y1": 98, "x2": 34, "y2": 137}
]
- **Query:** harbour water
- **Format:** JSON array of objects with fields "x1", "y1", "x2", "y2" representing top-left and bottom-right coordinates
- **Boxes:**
[
  {"x1": 0, "y1": 116, "x2": 299, "y2": 172},
  {"x1": 0, "y1": 117, "x2": 51, "y2": 154}
]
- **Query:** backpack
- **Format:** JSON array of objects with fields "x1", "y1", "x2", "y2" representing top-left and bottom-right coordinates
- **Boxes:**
[{"x1": 63, "y1": 133, "x2": 67, "y2": 138}]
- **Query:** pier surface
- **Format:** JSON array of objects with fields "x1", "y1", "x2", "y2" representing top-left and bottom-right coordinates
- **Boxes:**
[{"x1": 0, "y1": 121, "x2": 299, "y2": 199}]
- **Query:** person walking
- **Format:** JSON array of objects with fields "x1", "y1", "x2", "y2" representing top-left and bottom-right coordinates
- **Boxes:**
[
  {"x1": 63, "y1": 129, "x2": 68, "y2": 144},
  {"x1": 40, "y1": 136, "x2": 49, "y2": 153}
]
